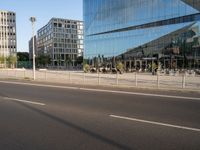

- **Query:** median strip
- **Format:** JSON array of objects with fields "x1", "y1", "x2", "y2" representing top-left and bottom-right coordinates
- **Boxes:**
[
  {"x1": 3, "y1": 97, "x2": 46, "y2": 106},
  {"x1": 110, "y1": 115, "x2": 200, "y2": 132}
]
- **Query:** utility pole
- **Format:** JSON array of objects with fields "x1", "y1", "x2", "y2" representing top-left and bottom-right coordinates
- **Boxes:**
[{"x1": 30, "y1": 17, "x2": 36, "y2": 80}]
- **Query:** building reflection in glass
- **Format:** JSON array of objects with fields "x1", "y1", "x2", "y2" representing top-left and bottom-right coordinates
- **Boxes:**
[{"x1": 84, "y1": 0, "x2": 200, "y2": 70}]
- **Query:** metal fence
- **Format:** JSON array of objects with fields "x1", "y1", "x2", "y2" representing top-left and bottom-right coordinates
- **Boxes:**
[{"x1": 0, "y1": 69, "x2": 200, "y2": 91}]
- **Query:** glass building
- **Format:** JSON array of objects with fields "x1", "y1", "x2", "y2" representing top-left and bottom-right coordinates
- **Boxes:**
[{"x1": 83, "y1": 0, "x2": 200, "y2": 70}]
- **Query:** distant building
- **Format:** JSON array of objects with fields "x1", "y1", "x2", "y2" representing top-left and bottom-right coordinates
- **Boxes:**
[
  {"x1": 37, "y1": 18, "x2": 83, "y2": 67},
  {"x1": 0, "y1": 10, "x2": 17, "y2": 58},
  {"x1": 29, "y1": 35, "x2": 37, "y2": 60}
]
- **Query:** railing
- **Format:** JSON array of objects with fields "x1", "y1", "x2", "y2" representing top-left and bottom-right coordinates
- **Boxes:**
[{"x1": 0, "y1": 69, "x2": 200, "y2": 91}]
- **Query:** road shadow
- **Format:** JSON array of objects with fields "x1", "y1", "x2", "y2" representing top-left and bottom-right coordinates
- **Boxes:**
[{"x1": 18, "y1": 102, "x2": 132, "y2": 150}]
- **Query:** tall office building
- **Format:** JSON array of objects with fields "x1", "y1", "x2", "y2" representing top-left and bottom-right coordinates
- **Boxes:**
[
  {"x1": 0, "y1": 10, "x2": 17, "y2": 65},
  {"x1": 37, "y1": 18, "x2": 83, "y2": 67},
  {"x1": 84, "y1": 0, "x2": 200, "y2": 69},
  {"x1": 29, "y1": 36, "x2": 37, "y2": 60}
]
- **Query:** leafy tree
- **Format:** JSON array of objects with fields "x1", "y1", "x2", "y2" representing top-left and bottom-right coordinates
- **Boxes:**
[
  {"x1": 116, "y1": 62, "x2": 124, "y2": 74},
  {"x1": 17, "y1": 52, "x2": 29, "y2": 61},
  {"x1": 57, "y1": 55, "x2": 62, "y2": 68},
  {"x1": 0, "y1": 56, "x2": 5, "y2": 64},
  {"x1": 7, "y1": 55, "x2": 17, "y2": 68},
  {"x1": 36, "y1": 55, "x2": 51, "y2": 67},
  {"x1": 75, "y1": 56, "x2": 83, "y2": 65},
  {"x1": 83, "y1": 64, "x2": 90, "y2": 73},
  {"x1": 64, "y1": 56, "x2": 72, "y2": 68}
]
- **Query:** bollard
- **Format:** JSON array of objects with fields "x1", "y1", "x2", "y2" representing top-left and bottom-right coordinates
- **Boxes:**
[
  {"x1": 182, "y1": 75, "x2": 186, "y2": 88},
  {"x1": 98, "y1": 72, "x2": 100, "y2": 85},
  {"x1": 135, "y1": 72, "x2": 138, "y2": 87},
  {"x1": 45, "y1": 70, "x2": 47, "y2": 80},
  {"x1": 69, "y1": 72, "x2": 71, "y2": 83},
  {"x1": 83, "y1": 72, "x2": 85, "y2": 84},
  {"x1": 15, "y1": 70, "x2": 17, "y2": 78},
  {"x1": 24, "y1": 70, "x2": 26, "y2": 79},
  {"x1": 116, "y1": 72, "x2": 119, "y2": 85},
  {"x1": 157, "y1": 73, "x2": 159, "y2": 88}
]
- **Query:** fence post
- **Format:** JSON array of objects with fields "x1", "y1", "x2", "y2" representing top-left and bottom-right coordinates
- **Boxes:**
[
  {"x1": 157, "y1": 73, "x2": 160, "y2": 88},
  {"x1": 7, "y1": 70, "x2": 9, "y2": 77},
  {"x1": 182, "y1": 75, "x2": 186, "y2": 89},
  {"x1": 69, "y1": 72, "x2": 71, "y2": 83},
  {"x1": 45, "y1": 70, "x2": 47, "y2": 80},
  {"x1": 15, "y1": 70, "x2": 17, "y2": 78},
  {"x1": 83, "y1": 72, "x2": 85, "y2": 84},
  {"x1": 116, "y1": 72, "x2": 119, "y2": 85},
  {"x1": 24, "y1": 70, "x2": 26, "y2": 79},
  {"x1": 135, "y1": 72, "x2": 138, "y2": 87},
  {"x1": 98, "y1": 72, "x2": 100, "y2": 85}
]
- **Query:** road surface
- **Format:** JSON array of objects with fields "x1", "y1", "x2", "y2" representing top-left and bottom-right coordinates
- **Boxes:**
[{"x1": 0, "y1": 80, "x2": 200, "y2": 150}]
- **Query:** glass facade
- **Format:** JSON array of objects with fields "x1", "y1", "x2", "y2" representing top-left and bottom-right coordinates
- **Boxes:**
[{"x1": 84, "y1": 0, "x2": 200, "y2": 69}]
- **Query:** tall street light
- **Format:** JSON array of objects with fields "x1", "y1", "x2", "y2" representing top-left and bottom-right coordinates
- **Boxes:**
[{"x1": 30, "y1": 17, "x2": 36, "y2": 80}]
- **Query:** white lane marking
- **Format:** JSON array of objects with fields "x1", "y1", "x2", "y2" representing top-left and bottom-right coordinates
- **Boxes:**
[
  {"x1": 0, "y1": 80, "x2": 200, "y2": 101},
  {"x1": 3, "y1": 97, "x2": 46, "y2": 106},
  {"x1": 110, "y1": 115, "x2": 200, "y2": 132},
  {"x1": 80, "y1": 88, "x2": 200, "y2": 101}
]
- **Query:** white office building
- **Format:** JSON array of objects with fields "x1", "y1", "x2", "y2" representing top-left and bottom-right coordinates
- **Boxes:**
[
  {"x1": 37, "y1": 18, "x2": 83, "y2": 67},
  {"x1": 0, "y1": 10, "x2": 17, "y2": 59}
]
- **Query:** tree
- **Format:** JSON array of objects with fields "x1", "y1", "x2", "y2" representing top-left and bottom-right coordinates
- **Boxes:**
[
  {"x1": 0, "y1": 56, "x2": 4, "y2": 64},
  {"x1": 75, "y1": 56, "x2": 83, "y2": 65},
  {"x1": 17, "y1": 52, "x2": 29, "y2": 61},
  {"x1": 57, "y1": 55, "x2": 62, "y2": 68},
  {"x1": 116, "y1": 62, "x2": 124, "y2": 74},
  {"x1": 7, "y1": 55, "x2": 17, "y2": 68},
  {"x1": 64, "y1": 56, "x2": 72, "y2": 69},
  {"x1": 83, "y1": 64, "x2": 90, "y2": 73},
  {"x1": 0, "y1": 56, "x2": 5, "y2": 68},
  {"x1": 36, "y1": 55, "x2": 51, "y2": 67}
]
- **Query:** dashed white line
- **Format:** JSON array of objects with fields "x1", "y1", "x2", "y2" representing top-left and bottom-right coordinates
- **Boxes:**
[
  {"x1": 110, "y1": 115, "x2": 200, "y2": 132},
  {"x1": 3, "y1": 97, "x2": 46, "y2": 106}
]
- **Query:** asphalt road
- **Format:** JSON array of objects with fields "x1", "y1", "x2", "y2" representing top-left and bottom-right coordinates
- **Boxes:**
[{"x1": 0, "y1": 80, "x2": 200, "y2": 150}]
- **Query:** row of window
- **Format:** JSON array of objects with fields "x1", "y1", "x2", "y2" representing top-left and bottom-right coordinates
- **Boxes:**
[
  {"x1": 0, "y1": 32, "x2": 16, "y2": 36},
  {"x1": 52, "y1": 19, "x2": 82, "y2": 25},
  {"x1": 37, "y1": 34, "x2": 82, "y2": 45},
  {"x1": 53, "y1": 48, "x2": 78, "y2": 54},
  {"x1": 0, "y1": 45, "x2": 16, "y2": 48},
  {"x1": 53, "y1": 43, "x2": 79, "y2": 49},
  {"x1": 0, "y1": 12, "x2": 15, "y2": 16},
  {"x1": 53, "y1": 33, "x2": 80, "y2": 38},
  {"x1": 53, "y1": 23, "x2": 79, "y2": 29},
  {"x1": 0, "y1": 19, "x2": 15, "y2": 23},
  {"x1": 38, "y1": 21, "x2": 83, "y2": 37},
  {"x1": 53, "y1": 53, "x2": 77, "y2": 60},
  {"x1": 53, "y1": 28, "x2": 82, "y2": 34},
  {"x1": 0, "y1": 26, "x2": 15, "y2": 29},
  {"x1": 37, "y1": 39, "x2": 83, "y2": 47},
  {"x1": 38, "y1": 27, "x2": 82, "y2": 37}
]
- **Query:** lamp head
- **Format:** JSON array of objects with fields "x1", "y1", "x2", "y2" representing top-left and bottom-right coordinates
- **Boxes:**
[{"x1": 30, "y1": 17, "x2": 36, "y2": 22}]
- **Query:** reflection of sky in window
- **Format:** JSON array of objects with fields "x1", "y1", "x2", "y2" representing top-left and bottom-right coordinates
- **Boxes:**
[
  {"x1": 84, "y1": 22, "x2": 194, "y2": 58},
  {"x1": 83, "y1": 0, "x2": 200, "y2": 58},
  {"x1": 84, "y1": 0, "x2": 199, "y2": 35}
]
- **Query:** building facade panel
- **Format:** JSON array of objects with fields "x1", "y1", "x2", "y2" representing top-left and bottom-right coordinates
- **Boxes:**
[{"x1": 84, "y1": 0, "x2": 200, "y2": 69}]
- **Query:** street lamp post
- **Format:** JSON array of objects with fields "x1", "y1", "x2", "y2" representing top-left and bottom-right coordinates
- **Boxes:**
[{"x1": 30, "y1": 17, "x2": 36, "y2": 80}]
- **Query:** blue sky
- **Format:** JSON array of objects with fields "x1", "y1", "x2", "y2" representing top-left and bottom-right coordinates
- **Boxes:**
[{"x1": 1, "y1": 0, "x2": 83, "y2": 52}]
